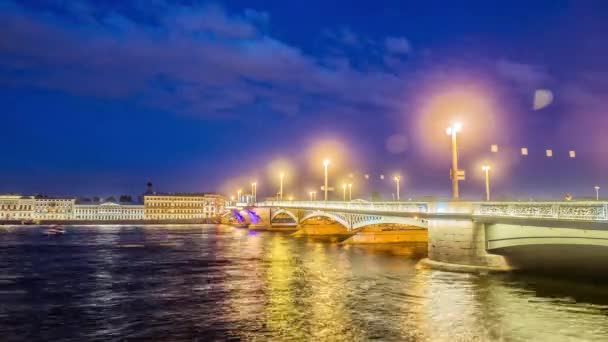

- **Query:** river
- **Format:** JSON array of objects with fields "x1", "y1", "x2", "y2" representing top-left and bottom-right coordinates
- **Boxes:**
[{"x1": 0, "y1": 225, "x2": 607, "y2": 341}]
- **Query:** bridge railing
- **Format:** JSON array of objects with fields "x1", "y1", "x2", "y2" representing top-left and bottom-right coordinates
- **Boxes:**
[
  {"x1": 258, "y1": 201, "x2": 429, "y2": 213},
  {"x1": 474, "y1": 201, "x2": 608, "y2": 221}
]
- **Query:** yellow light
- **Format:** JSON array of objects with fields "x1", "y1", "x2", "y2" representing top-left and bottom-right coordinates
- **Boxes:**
[
  {"x1": 288, "y1": 196, "x2": 293, "y2": 201},
  {"x1": 342, "y1": 184, "x2": 346, "y2": 189},
  {"x1": 323, "y1": 159, "x2": 330, "y2": 167},
  {"x1": 482, "y1": 165, "x2": 490, "y2": 171},
  {"x1": 280, "y1": 172, "x2": 284, "y2": 178},
  {"x1": 453, "y1": 122, "x2": 463, "y2": 132}
]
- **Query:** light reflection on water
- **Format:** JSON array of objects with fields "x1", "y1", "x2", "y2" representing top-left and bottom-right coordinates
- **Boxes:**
[{"x1": 0, "y1": 225, "x2": 607, "y2": 341}]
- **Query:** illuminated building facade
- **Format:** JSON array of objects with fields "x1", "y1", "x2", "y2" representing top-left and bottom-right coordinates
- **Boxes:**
[
  {"x1": 0, "y1": 195, "x2": 35, "y2": 220},
  {"x1": 33, "y1": 197, "x2": 76, "y2": 220},
  {"x1": 74, "y1": 202, "x2": 144, "y2": 221},
  {"x1": 144, "y1": 193, "x2": 225, "y2": 220}
]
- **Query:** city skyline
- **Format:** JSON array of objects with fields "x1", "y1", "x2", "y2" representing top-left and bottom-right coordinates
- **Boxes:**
[{"x1": 2, "y1": 0, "x2": 608, "y2": 199}]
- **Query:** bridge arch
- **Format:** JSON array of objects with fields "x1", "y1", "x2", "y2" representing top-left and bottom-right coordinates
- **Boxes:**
[
  {"x1": 270, "y1": 209, "x2": 298, "y2": 224},
  {"x1": 299, "y1": 211, "x2": 428, "y2": 231},
  {"x1": 300, "y1": 211, "x2": 351, "y2": 230}
]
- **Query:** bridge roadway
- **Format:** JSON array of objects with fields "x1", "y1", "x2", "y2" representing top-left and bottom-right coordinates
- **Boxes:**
[{"x1": 245, "y1": 200, "x2": 608, "y2": 274}]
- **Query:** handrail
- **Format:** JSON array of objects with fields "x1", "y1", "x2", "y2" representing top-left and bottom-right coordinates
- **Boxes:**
[{"x1": 258, "y1": 200, "x2": 608, "y2": 221}]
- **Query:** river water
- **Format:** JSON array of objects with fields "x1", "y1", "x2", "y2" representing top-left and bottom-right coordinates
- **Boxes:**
[{"x1": 0, "y1": 225, "x2": 607, "y2": 341}]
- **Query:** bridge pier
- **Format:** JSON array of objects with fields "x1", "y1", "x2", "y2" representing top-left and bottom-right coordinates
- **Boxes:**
[{"x1": 420, "y1": 219, "x2": 511, "y2": 273}]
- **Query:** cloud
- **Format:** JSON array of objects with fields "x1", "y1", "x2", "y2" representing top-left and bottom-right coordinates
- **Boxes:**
[
  {"x1": 0, "y1": 1, "x2": 409, "y2": 119},
  {"x1": 323, "y1": 27, "x2": 360, "y2": 47},
  {"x1": 496, "y1": 59, "x2": 551, "y2": 88},
  {"x1": 385, "y1": 37, "x2": 412, "y2": 54}
]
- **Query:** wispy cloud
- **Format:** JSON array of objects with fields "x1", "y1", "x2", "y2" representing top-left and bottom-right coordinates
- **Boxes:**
[{"x1": 0, "y1": 1, "x2": 409, "y2": 119}]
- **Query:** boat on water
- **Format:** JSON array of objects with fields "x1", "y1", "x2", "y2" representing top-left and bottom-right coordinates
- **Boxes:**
[{"x1": 44, "y1": 225, "x2": 65, "y2": 236}]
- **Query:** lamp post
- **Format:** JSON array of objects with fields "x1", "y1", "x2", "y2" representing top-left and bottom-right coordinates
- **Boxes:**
[
  {"x1": 394, "y1": 176, "x2": 400, "y2": 201},
  {"x1": 237, "y1": 189, "x2": 242, "y2": 202},
  {"x1": 482, "y1": 165, "x2": 491, "y2": 201},
  {"x1": 446, "y1": 122, "x2": 463, "y2": 199},
  {"x1": 348, "y1": 183, "x2": 352, "y2": 201},
  {"x1": 309, "y1": 191, "x2": 314, "y2": 201},
  {"x1": 279, "y1": 172, "x2": 284, "y2": 201},
  {"x1": 342, "y1": 184, "x2": 347, "y2": 201},
  {"x1": 323, "y1": 159, "x2": 330, "y2": 201},
  {"x1": 251, "y1": 182, "x2": 257, "y2": 203},
  {"x1": 595, "y1": 185, "x2": 600, "y2": 201}
]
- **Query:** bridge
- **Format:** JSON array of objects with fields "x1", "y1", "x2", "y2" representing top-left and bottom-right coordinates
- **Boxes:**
[{"x1": 241, "y1": 200, "x2": 608, "y2": 274}]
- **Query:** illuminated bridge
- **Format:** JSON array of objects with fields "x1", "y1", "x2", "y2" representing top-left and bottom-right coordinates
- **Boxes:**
[{"x1": 245, "y1": 200, "x2": 608, "y2": 274}]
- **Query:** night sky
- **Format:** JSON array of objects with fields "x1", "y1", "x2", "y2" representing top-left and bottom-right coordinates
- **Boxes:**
[{"x1": 1, "y1": 0, "x2": 608, "y2": 200}]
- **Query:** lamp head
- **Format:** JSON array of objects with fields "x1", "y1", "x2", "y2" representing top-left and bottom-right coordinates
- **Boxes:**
[
  {"x1": 453, "y1": 122, "x2": 463, "y2": 132},
  {"x1": 323, "y1": 159, "x2": 330, "y2": 167}
]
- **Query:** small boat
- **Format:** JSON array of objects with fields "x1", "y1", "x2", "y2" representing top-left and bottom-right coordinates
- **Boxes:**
[{"x1": 44, "y1": 225, "x2": 66, "y2": 236}]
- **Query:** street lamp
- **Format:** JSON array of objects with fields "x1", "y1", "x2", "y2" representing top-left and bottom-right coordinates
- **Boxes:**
[
  {"x1": 595, "y1": 185, "x2": 600, "y2": 201},
  {"x1": 348, "y1": 183, "x2": 352, "y2": 201},
  {"x1": 323, "y1": 159, "x2": 330, "y2": 201},
  {"x1": 482, "y1": 165, "x2": 491, "y2": 201},
  {"x1": 251, "y1": 182, "x2": 257, "y2": 203},
  {"x1": 342, "y1": 183, "x2": 347, "y2": 201},
  {"x1": 279, "y1": 172, "x2": 284, "y2": 201},
  {"x1": 237, "y1": 189, "x2": 242, "y2": 202},
  {"x1": 446, "y1": 122, "x2": 463, "y2": 199},
  {"x1": 309, "y1": 191, "x2": 314, "y2": 201},
  {"x1": 394, "y1": 176, "x2": 400, "y2": 201}
]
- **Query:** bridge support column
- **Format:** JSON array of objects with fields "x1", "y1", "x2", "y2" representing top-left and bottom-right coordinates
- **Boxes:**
[
  {"x1": 420, "y1": 219, "x2": 511, "y2": 273},
  {"x1": 248, "y1": 207, "x2": 271, "y2": 230}
]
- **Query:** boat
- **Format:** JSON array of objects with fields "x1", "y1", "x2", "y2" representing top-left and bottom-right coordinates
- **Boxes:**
[{"x1": 44, "y1": 225, "x2": 66, "y2": 236}]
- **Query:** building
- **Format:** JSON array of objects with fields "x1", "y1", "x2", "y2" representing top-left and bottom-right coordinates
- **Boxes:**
[
  {"x1": 74, "y1": 202, "x2": 144, "y2": 221},
  {"x1": 144, "y1": 193, "x2": 225, "y2": 220},
  {"x1": 0, "y1": 195, "x2": 35, "y2": 221},
  {"x1": 33, "y1": 197, "x2": 75, "y2": 220}
]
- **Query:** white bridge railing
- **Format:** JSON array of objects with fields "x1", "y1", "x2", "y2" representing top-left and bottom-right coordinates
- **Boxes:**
[
  {"x1": 475, "y1": 202, "x2": 608, "y2": 221},
  {"x1": 259, "y1": 201, "x2": 429, "y2": 213},
  {"x1": 259, "y1": 200, "x2": 608, "y2": 222}
]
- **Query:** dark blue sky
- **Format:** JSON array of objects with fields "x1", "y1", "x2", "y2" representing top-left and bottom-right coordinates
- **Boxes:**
[{"x1": 1, "y1": 0, "x2": 608, "y2": 200}]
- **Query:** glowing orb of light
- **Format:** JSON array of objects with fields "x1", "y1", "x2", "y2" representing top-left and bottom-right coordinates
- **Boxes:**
[{"x1": 533, "y1": 89, "x2": 553, "y2": 110}]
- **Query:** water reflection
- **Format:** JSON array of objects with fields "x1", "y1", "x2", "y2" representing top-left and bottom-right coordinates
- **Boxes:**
[{"x1": 0, "y1": 225, "x2": 607, "y2": 341}]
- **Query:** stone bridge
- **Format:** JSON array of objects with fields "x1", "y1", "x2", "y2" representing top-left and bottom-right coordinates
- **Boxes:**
[{"x1": 247, "y1": 200, "x2": 608, "y2": 274}]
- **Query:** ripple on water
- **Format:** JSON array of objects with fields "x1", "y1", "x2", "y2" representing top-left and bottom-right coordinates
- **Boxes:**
[{"x1": 0, "y1": 225, "x2": 607, "y2": 341}]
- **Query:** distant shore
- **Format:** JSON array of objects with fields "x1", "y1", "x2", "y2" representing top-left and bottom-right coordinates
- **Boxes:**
[{"x1": 0, "y1": 218, "x2": 221, "y2": 226}]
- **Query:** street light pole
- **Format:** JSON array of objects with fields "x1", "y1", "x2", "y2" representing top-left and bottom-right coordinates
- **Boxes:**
[
  {"x1": 348, "y1": 183, "x2": 352, "y2": 201},
  {"x1": 595, "y1": 185, "x2": 600, "y2": 201},
  {"x1": 279, "y1": 172, "x2": 284, "y2": 201},
  {"x1": 237, "y1": 189, "x2": 242, "y2": 202},
  {"x1": 323, "y1": 159, "x2": 330, "y2": 201},
  {"x1": 342, "y1": 184, "x2": 346, "y2": 201},
  {"x1": 251, "y1": 182, "x2": 257, "y2": 203},
  {"x1": 446, "y1": 122, "x2": 463, "y2": 200},
  {"x1": 394, "y1": 176, "x2": 400, "y2": 201},
  {"x1": 309, "y1": 191, "x2": 314, "y2": 201},
  {"x1": 482, "y1": 165, "x2": 491, "y2": 201}
]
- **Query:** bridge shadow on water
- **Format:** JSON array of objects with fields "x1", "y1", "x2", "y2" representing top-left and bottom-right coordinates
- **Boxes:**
[{"x1": 495, "y1": 244, "x2": 608, "y2": 280}]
